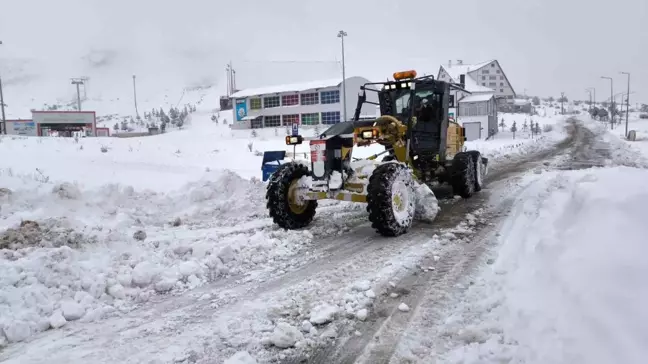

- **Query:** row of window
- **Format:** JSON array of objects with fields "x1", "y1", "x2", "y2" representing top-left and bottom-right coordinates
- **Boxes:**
[
  {"x1": 482, "y1": 75, "x2": 505, "y2": 81},
  {"x1": 246, "y1": 90, "x2": 340, "y2": 110},
  {"x1": 257, "y1": 111, "x2": 342, "y2": 127},
  {"x1": 482, "y1": 69, "x2": 502, "y2": 74}
]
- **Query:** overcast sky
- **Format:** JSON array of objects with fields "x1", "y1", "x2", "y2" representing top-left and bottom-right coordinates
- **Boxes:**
[{"x1": 0, "y1": 0, "x2": 646, "y2": 106}]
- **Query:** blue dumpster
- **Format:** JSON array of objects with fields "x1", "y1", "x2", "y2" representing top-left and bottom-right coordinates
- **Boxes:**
[{"x1": 261, "y1": 151, "x2": 287, "y2": 182}]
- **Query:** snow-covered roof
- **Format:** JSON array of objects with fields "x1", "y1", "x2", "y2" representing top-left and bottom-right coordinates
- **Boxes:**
[
  {"x1": 512, "y1": 98, "x2": 531, "y2": 106},
  {"x1": 459, "y1": 93, "x2": 495, "y2": 103},
  {"x1": 230, "y1": 78, "x2": 343, "y2": 98},
  {"x1": 439, "y1": 60, "x2": 496, "y2": 93}
]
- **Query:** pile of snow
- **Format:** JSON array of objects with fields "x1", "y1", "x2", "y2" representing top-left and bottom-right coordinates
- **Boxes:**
[
  {"x1": 429, "y1": 167, "x2": 648, "y2": 363},
  {"x1": 0, "y1": 169, "x2": 326, "y2": 345}
]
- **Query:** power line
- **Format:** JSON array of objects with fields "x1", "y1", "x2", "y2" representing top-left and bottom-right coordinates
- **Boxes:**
[{"x1": 239, "y1": 59, "x2": 340, "y2": 64}]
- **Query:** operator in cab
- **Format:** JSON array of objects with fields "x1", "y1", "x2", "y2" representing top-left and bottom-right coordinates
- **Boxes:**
[{"x1": 418, "y1": 97, "x2": 435, "y2": 122}]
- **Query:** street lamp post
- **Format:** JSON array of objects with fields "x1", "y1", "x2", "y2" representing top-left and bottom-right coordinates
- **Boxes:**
[
  {"x1": 601, "y1": 76, "x2": 614, "y2": 129},
  {"x1": 585, "y1": 88, "x2": 593, "y2": 113},
  {"x1": 620, "y1": 72, "x2": 630, "y2": 137},
  {"x1": 0, "y1": 40, "x2": 6, "y2": 135},
  {"x1": 337, "y1": 30, "x2": 348, "y2": 122}
]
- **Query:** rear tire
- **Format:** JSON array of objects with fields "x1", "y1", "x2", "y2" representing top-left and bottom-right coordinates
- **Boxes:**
[
  {"x1": 367, "y1": 163, "x2": 416, "y2": 237},
  {"x1": 266, "y1": 162, "x2": 317, "y2": 230},
  {"x1": 451, "y1": 152, "x2": 476, "y2": 198},
  {"x1": 466, "y1": 151, "x2": 485, "y2": 192}
]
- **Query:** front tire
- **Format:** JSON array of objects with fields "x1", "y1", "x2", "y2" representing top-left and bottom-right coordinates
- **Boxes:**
[
  {"x1": 367, "y1": 163, "x2": 416, "y2": 237},
  {"x1": 451, "y1": 152, "x2": 476, "y2": 198},
  {"x1": 266, "y1": 163, "x2": 317, "y2": 230}
]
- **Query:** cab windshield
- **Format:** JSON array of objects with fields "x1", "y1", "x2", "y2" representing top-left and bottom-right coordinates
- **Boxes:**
[{"x1": 393, "y1": 90, "x2": 435, "y2": 117}]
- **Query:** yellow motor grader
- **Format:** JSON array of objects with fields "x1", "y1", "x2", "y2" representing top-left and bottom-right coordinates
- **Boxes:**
[{"x1": 266, "y1": 70, "x2": 488, "y2": 237}]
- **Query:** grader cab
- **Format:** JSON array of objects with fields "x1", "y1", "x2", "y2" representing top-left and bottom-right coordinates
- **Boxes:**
[{"x1": 266, "y1": 70, "x2": 488, "y2": 237}]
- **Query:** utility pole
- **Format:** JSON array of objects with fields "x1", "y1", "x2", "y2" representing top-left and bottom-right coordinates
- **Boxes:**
[
  {"x1": 601, "y1": 76, "x2": 613, "y2": 129},
  {"x1": 560, "y1": 92, "x2": 565, "y2": 115},
  {"x1": 132, "y1": 75, "x2": 139, "y2": 119},
  {"x1": 225, "y1": 63, "x2": 231, "y2": 97},
  {"x1": 0, "y1": 40, "x2": 5, "y2": 135},
  {"x1": 71, "y1": 78, "x2": 85, "y2": 111},
  {"x1": 585, "y1": 88, "x2": 592, "y2": 113},
  {"x1": 621, "y1": 71, "x2": 630, "y2": 138},
  {"x1": 337, "y1": 30, "x2": 348, "y2": 122}
]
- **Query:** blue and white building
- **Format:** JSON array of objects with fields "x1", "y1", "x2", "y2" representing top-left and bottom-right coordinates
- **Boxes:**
[{"x1": 229, "y1": 76, "x2": 378, "y2": 129}]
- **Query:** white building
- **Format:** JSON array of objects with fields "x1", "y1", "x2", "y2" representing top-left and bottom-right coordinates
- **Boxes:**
[
  {"x1": 436, "y1": 59, "x2": 516, "y2": 140},
  {"x1": 228, "y1": 77, "x2": 378, "y2": 129},
  {"x1": 437, "y1": 59, "x2": 517, "y2": 101}
]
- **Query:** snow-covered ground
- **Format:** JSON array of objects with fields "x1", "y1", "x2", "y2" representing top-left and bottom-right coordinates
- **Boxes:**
[
  {"x1": 0, "y1": 110, "x2": 568, "y2": 361},
  {"x1": 424, "y1": 166, "x2": 648, "y2": 364},
  {"x1": 390, "y1": 119, "x2": 648, "y2": 364}
]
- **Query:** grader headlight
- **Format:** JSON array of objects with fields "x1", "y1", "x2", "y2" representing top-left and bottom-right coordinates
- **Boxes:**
[{"x1": 359, "y1": 128, "x2": 379, "y2": 140}]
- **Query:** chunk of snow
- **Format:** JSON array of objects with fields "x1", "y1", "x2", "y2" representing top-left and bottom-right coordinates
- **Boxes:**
[
  {"x1": 364, "y1": 289, "x2": 376, "y2": 299},
  {"x1": 300, "y1": 320, "x2": 313, "y2": 333},
  {"x1": 49, "y1": 311, "x2": 67, "y2": 329},
  {"x1": 224, "y1": 351, "x2": 258, "y2": 364},
  {"x1": 270, "y1": 323, "x2": 303, "y2": 348},
  {"x1": 218, "y1": 245, "x2": 236, "y2": 263},
  {"x1": 389, "y1": 292, "x2": 399, "y2": 298},
  {"x1": 154, "y1": 277, "x2": 177, "y2": 293},
  {"x1": 178, "y1": 261, "x2": 202, "y2": 278},
  {"x1": 2, "y1": 321, "x2": 31, "y2": 343},
  {"x1": 309, "y1": 303, "x2": 339, "y2": 325},
  {"x1": 352, "y1": 280, "x2": 372, "y2": 292},
  {"x1": 107, "y1": 284, "x2": 126, "y2": 299},
  {"x1": 60, "y1": 300, "x2": 86, "y2": 321},
  {"x1": 414, "y1": 183, "x2": 440, "y2": 222},
  {"x1": 132, "y1": 261, "x2": 157, "y2": 287},
  {"x1": 398, "y1": 303, "x2": 410, "y2": 312},
  {"x1": 356, "y1": 309, "x2": 368, "y2": 321}
]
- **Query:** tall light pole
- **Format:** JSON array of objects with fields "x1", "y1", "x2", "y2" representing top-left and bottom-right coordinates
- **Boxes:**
[
  {"x1": 71, "y1": 78, "x2": 84, "y2": 111},
  {"x1": 585, "y1": 88, "x2": 592, "y2": 112},
  {"x1": 560, "y1": 92, "x2": 565, "y2": 115},
  {"x1": 0, "y1": 40, "x2": 6, "y2": 135},
  {"x1": 337, "y1": 30, "x2": 348, "y2": 122},
  {"x1": 132, "y1": 75, "x2": 139, "y2": 119},
  {"x1": 620, "y1": 71, "x2": 630, "y2": 137},
  {"x1": 601, "y1": 76, "x2": 614, "y2": 129}
]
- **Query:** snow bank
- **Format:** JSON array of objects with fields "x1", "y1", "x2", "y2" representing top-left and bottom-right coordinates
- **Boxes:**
[
  {"x1": 435, "y1": 167, "x2": 648, "y2": 364},
  {"x1": 0, "y1": 169, "x2": 327, "y2": 346}
]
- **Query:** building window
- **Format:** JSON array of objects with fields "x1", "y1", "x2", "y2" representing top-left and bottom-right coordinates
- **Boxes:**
[
  {"x1": 500, "y1": 76, "x2": 504, "y2": 80},
  {"x1": 489, "y1": 82, "x2": 496, "y2": 87},
  {"x1": 489, "y1": 76, "x2": 496, "y2": 80},
  {"x1": 320, "y1": 90, "x2": 340, "y2": 104},
  {"x1": 496, "y1": 70, "x2": 501, "y2": 74},
  {"x1": 321, "y1": 111, "x2": 341, "y2": 125},
  {"x1": 482, "y1": 83, "x2": 486, "y2": 86},
  {"x1": 301, "y1": 93, "x2": 319, "y2": 105},
  {"x1": 500, "y1": 89, "x2": 504, "y2": 93},
  {"x1": 500, "y1": 82, "x2": 504, "y2": 86},
  {"x1": 491, "y1": 63, "x2": 495, "y2": 67},
  {"x1": 482, "y1": 70, "x2": 490, "y2": 74},
  {"x1": 482, "y1": 76, "x2": 486, "y2": 80},
  {"x1": 264, "y1": 115, "x2": 281, "y2": 127},
  {"x1": 263, "y1": 96, "x2": 280, "y2": 108},
  {"x1": 282, "y1": 94, "x2": 299, "y2": 106},
  {"x1": 250, "y1": 98, "x2": 262, "y2": 110},
  {"x1": 301, "y1": 113, "x2": 320, "y2": 125},
  {"x1": 282, "y1": 114, "x2": 299, "y2": 126}
]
